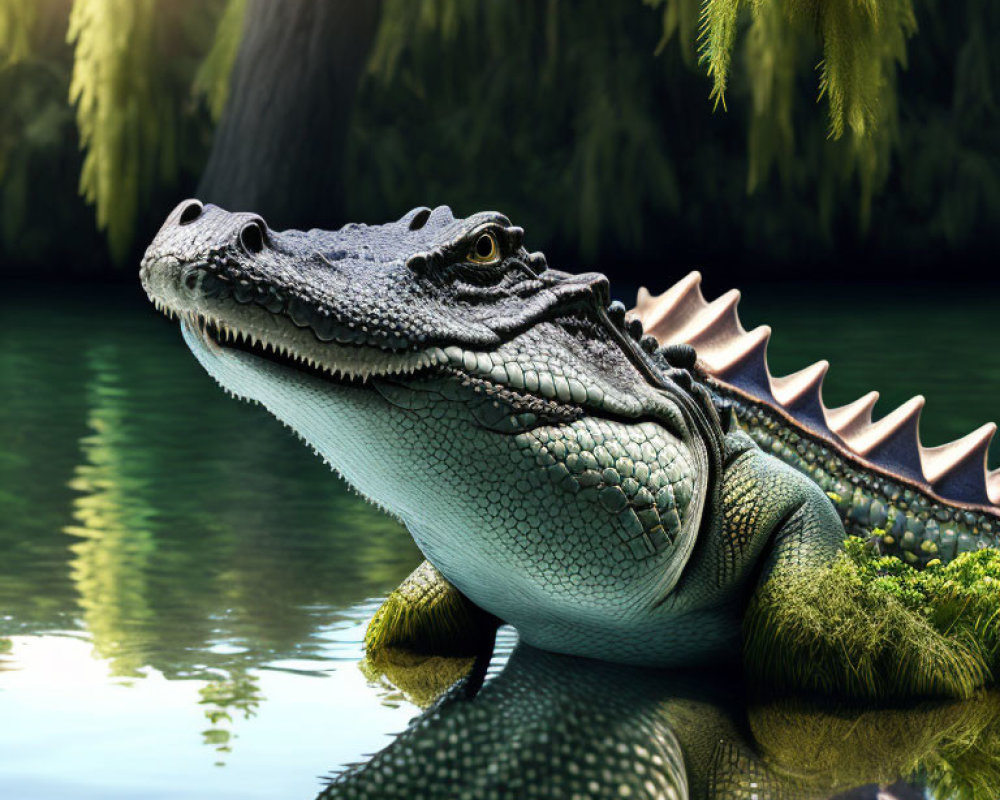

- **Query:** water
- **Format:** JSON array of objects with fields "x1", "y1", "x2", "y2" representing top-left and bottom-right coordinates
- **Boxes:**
[{"x1": 0, "y1": 282, "x2": 998, "y2": 799}]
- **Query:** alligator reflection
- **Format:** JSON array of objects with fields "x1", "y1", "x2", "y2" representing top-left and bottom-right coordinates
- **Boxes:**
[{"x1": 325, "y1": 642, "x2": 1000, "y2": 800}]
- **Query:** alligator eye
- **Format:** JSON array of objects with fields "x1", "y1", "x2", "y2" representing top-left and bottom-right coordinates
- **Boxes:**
[{"x1": 468, "y1": 231, "x2": 499, "y2": 264}]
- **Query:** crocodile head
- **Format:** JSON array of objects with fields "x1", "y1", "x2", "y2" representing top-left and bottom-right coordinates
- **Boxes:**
[{"x1": 140, "y1": 200, "x2": 725, "y2": 662}]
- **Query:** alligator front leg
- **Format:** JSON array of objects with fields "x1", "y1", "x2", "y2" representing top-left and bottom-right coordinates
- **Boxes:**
[
  {"x1": 362, "y1": 560, "x2": 500, "y2": 706},
  {"x1": 730, "y1": 435, "x2": 990, "y2": 699},
  {"x1": 719, "y1": 432, "x2": 845, "y2": 589},
  {"x1": 365, "y1": 560, "x2": 499, "y2": 657}
]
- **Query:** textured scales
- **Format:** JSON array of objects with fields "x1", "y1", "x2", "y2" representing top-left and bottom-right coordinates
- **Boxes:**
[
  {"x1": 325, "y1": 640, "x2": 981, "y2": 799},
  {"x1": 140, "y1": 201, "x2": 990, "y2": 692},
  {"x1": 322, "y1": 644, "x2": 768, "y2": 800},
  {"x1": 633, "y1": 272, "x2": 1000, "y2": 566}
]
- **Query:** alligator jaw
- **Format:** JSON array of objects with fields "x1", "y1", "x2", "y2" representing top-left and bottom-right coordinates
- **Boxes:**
[
  {"x1": 174, "y1": 303, "x2": 440, "y2": 384},
  {"x1": 147, "y1": 281, "x2": 444, "y2": 384},
  {"x1": 148, "y1": 290, "x2": 652, "y2": 422}
]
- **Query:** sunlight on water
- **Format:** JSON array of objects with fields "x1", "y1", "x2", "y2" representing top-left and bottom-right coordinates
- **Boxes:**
[
  {"x1": 0, "y1": 283, "x2": 997, "y2": 798},
  {"x1": 0, "y1": 623, "x2": 416, "y2": 799},
  {"x1": 0, "y1": 287, "x2": 426, "y2": 798}
]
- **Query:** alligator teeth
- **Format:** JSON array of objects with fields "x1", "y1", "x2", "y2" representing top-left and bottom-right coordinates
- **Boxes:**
[{"x1": 633, "y1": 271, "x2": 1000, "y2": 512}]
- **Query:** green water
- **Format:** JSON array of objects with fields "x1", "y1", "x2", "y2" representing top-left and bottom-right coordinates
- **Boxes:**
[{"x1": 0, "y1": 282, "x2": 998, "y2": 799}]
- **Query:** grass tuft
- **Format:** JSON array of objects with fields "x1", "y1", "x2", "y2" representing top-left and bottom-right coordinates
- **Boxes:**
[
  {"x1": 745, "y1": 536, "x2": 1000, "y2": 699},
  {"x1": 363, "y1": 561, "x2": 499, "y2": 674}
]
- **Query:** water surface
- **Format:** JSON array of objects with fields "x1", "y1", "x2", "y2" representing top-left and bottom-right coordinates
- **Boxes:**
[{"x1": 1, "y1": 282, "x2": 998, "y2": 798}]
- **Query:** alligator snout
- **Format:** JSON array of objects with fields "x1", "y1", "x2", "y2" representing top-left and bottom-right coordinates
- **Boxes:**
[{"x1": 146, "y1": 198, "x2": 270, "y2": 267}]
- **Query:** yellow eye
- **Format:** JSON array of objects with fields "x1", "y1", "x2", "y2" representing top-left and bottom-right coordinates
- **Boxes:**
[{"x1": 468, "y1": 231, "x2": 499, "y2": 264}]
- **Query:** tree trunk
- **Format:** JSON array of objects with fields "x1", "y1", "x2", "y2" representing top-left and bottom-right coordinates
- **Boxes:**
[{"x1": 197, "y1": 0, "x2": 380, "y2": 230}]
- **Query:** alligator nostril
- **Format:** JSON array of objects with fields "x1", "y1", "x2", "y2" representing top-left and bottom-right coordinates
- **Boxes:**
[
  {"x1": 408, "y1": 208, "x2": 431, "y2": 231},
  {"x1": 178, "y1": 201, "x2": 203, "y2": 225},
  {"x1": 240, "y1": 221, "x2": 265, "y2": 254}
]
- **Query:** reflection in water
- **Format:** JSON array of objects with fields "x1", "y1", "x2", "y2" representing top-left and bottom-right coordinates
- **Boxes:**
[
  {"x1": 338, "y1": 642, "x2": 1000, "y2": 799},
  {"x1": 199, "y1": 668, "x2": 264, "y2": 765},
  {"x1": 0, "y1": 290, "x2": 423, "y2": 775},
  {"x1": 66, "y1": 344, "x2": 157, "y2": 677},
  {"x1": 1, "y1": 285, "x2": 999, "y2": 798},
  {"x1": 752, "y1": 695, "x2": 1000, "y2": 799}
]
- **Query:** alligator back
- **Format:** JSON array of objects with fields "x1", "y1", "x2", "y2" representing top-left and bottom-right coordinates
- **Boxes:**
[{"x1": 632, "y1": 273, "x2": 1000, "y2": 567}]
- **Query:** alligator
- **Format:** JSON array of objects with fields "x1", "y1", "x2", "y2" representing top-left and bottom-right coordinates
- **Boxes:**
[
  {"x1": 320, "y1": 639, "x2": 981, "y2": 800},
  {"x1": 139, "y1": 200, "x2": 1000, "y2": 696}
]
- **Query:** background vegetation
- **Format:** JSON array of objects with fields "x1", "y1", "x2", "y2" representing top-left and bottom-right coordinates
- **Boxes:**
[{"x1": 0, "y1": 0, "x2": 997, "y2": 284}]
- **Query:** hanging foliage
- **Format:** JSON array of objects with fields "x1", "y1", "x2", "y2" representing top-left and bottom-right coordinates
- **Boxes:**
[
  {"x1": 1, "y1": 0, "x2": 997, "y2": 276},
  {"x1": 644, "y1": 0, "x2": 699, "y2": 64},
  {"x1": 68, "y1": 0, "x2": 159, "y2": 261},
  {"x1": 0, "y1": 0, "x2": 76, "y2": 261},
  {"x1": 696, "y1": 0, "x2": 917, "y2": 140},
  {"x1": 67, "y1": 0, "x2": 227, "y2": 262},
  {"x1": 640, "y1": 0, "x2": 917, "y2": 226},
  {"x1": 192, "y1": 0, "x2": 247, "y2": 122},
  {"x1": 358, "y1": 0, "x2": 680, "y2": 260},
  {"x1": 0, "y1": 0, "x2": 37, "y2": 65}
]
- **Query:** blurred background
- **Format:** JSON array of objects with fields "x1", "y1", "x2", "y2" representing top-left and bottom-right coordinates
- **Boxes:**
[
  {"x1": 2, "y1": 0, "x2": 998, "y2": 285},
  {"x1": 1, "y1": 3, "x2": 999, "y2": 797}
]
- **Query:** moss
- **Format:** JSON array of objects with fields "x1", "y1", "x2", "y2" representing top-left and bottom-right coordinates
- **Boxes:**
[
  {"x1": 362, "y1": 563, "x2": 497, "y2": 706},
  {"x1": 362, "y1": 572, "x2": 479, "y2": 707},
  {"x1": 360, "y1": 650, "x2": 474, "y2": 709},
  {"x1": 745, "y1": 536, "x2": 1000, "y2": 698},
  {"x1": 363, "y1": 570, "x2": 496, "y2": 663}
]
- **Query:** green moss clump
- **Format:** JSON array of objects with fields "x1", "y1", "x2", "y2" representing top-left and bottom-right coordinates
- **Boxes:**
[
  {"x1": 360, "y1": 650, "x2": 475, "y2": 709},
  {"x1": 363, "y1": 563, "x2": 497, "y2": 663},
  {"x1": 745, "y1": 536, "x2": 1000, "y2": 699},
  {"x1": 362, "y1": 563, "x2": 495, "y2": 708}
]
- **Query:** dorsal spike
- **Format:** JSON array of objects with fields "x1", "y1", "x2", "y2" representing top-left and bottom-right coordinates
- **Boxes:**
[
  {"x1": 684, "y1": 288, "x2": 745, "y2": 351},
  {"x1": 632, "y1": 276, "x2": 999, "y2": 515},
  {"x1": 771, "y1": 361, "x2": 832, "y2": 435},
  {"x1": 922, "y1": 423, "x2": 997, "y2": 505},
  {"x1": 634, "y1": 272, "x2": 708, "y2": 343},
  {"x1": 703, "y1": 325, "x2": 775, "y2": 403},
  {"x1": 826, "y1": 391, "x2": 880, "y2": 439},
  {"x1": 843, "y1": 396, "x2": 926, "y2": 482}
]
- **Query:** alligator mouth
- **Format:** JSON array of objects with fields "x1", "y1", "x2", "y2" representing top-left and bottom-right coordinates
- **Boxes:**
[
  {"x1": 147, "y1": 279, "x2": 643, "y2": 421},
  {"x1": 150, "y1": 294, "x2": 446, "y2": 386},
  {"x1": 183, "y1": 313, "x2": 377, "y2": 386}
]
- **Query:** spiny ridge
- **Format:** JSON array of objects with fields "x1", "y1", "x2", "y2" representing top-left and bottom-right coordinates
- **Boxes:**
[{"x1": 632, "y1": 272, "x2": 999, "y2": 511}]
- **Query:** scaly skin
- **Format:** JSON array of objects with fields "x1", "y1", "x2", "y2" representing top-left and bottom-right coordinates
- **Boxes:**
[
  {"x1": 326, "y1": 642, "x2": 962, "y2": 800},
  {"x1": 139, "y1": 200, "x2": 982, "y2": 683},
  {"x1": 324, "y1": 644, "x2": 769, "y2": 800},
  {"x1": 631, "y1": 276, "x2": 1000, "y2": 568},
  {"x1": 729, "y1": 394, "x2": 998, "y2": 566}
]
